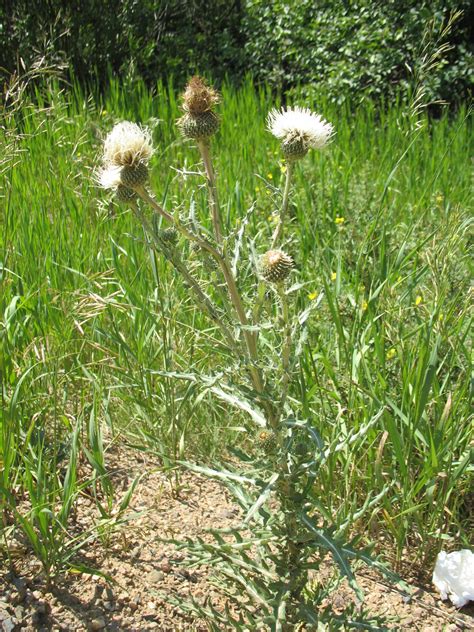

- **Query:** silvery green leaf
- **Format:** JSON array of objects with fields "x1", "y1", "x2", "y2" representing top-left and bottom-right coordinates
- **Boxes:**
[
  {"x1": 178, "y1": 461, "x2": 256, "y2": 484},
  {"x1": 244, "y1": 472, "x2": 279, "y2": 523},
  {"x1": 301, "y1": 513, "x2": 363, "y2": 601}
]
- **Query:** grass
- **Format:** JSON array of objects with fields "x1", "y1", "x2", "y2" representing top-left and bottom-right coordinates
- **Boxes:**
[{"x1": 1, "y1": 74, "x2": 472, "y2": 576}]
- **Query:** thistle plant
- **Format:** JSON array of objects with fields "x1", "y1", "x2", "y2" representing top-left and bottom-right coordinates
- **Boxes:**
[{"x1": 97, "y1": 78, "x2": 404, "y2": 630}]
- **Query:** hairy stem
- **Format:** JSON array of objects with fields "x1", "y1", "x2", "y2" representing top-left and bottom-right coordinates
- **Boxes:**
[
  {"x1": 197, "y1": 140, "x2": 223, "y2": 244},
  {"x1": 133, "y1": 188, "x2": 274, "y2": 420},
  {"x1": 130, "y1": 201, "x2": 237, "y2": 353},
  {"x1": 271, "y1": 162, "x2": 294, "y2": 248},
  {"x1": 276, "y1": 285, "x2": 292, "y2": 424}
]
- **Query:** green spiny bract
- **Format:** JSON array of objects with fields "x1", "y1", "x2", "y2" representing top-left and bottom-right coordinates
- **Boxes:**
[
  {"x1": 115, "y1": 184, "x2": 137, "y2": 202},
  {"x1": 257, "y1": 430, "x2": 278, "y2": 454},
  {"x1": 178, "y1": 76, "x2": 220, "y2": 140},
  {"x1": 159, "y1": 227, "x2": 179, "y2": 245},
  {"x1": 120, "y1": 162, "x2": 148, "y2": 188},
  {"x1": 179, "y1": 111, "x2": 220, "y2": 140},
  {"x1": 260, "y1": 249, "x2": 294, "y2": 283},
  {"x1": 281, "y1": 135, "x2": 309, "y2": 160}
]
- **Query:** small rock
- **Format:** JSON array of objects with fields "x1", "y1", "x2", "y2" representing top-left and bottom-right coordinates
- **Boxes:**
[
  {"x1": 129, "y1": 595, "x2": 140, "y2": 612},
  {"x1": 89, "y1": 617, "x2": 106, "y2": 630},
  {"x1": 14, "y1": 605, "x2": 24, "y2": 620},
  {"x1": 2, "y1": 617, "x2": 16, "y2": 632},
  {"x1": 159, "y1": 559, "x2": 171, "y2": 573},
  {"x1": 11, "y1": 577, "x2": 28, "y2": 603},
  {"x1": 0, "y1": 607, "x2": 11, "y2": 621},
  {"x1": 221, "y1": 509, "x2": 237, "y2": 519},
  {"x1": 147, "y1": 571, "x2": 164, "y2": 583},
  {"x1": 142, "y1": 610, "x2": 157, "y2": 622},
  {"x1": 32, "y1": 591, "x2": 43, "y2": 601}
]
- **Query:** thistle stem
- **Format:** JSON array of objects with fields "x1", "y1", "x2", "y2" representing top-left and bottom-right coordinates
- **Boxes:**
[
  {"x1": 197, "y1": 140, "x2": 223, "y2": 244},
  {"x1": 133, "y1": 188, "x2": 272, "y2": 419},
  {"x1": 271, "y1": 162, "x2": 293, "y2": 248},
  {"x1": 129, "y1": 200, "x2": 237, "y2": 353},
  {"x1": 276, "y1": 285, "x2": 292, "y2": 424}
]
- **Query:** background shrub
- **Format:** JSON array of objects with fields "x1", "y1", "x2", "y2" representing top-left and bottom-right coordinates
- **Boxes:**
[{"x1": 0, "y1": 0, "x2": 472, "y2": 105}]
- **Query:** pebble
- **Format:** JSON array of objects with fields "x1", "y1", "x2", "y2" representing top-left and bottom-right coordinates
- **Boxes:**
[
  {"x1": 129, "y1": 595, "x2": 140, "y2": 612},
  {"x1": 12, "y1": 577, "x2": 28, "y2": 603},
  {"x1": 159, "y1": 559, "x2": 172, "y2": 573},
  {"x1": 147, "y1": 570, "x2": 164, "y2": 583},
  {"x1": 2, "y1": 618, "x2": 16, "y2": 632},
  {"x1": 89, "y1": 617, "x2": 106, "y2": 630},
  {"x1": 14, "y1": 605, "x2": 24, "y2": 619}
]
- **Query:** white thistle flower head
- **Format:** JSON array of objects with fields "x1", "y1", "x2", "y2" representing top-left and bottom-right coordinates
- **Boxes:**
[
  {"x1": 103, "y1": 121, "x2": 153, "y2": 167},
  {"x1": 98, "y1": 165, "x2": 122, "y2": 190},
  {"x1": 96, "y1": 165, "x2": 137, "y2": 203},
  {"x1": 267, "y1": 106, "x2": 334, "y2": 160}
]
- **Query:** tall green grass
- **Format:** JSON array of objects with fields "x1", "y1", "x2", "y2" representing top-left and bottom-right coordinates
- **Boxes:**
[{"x1": 1, "y1": 75, "x2": 472, "y2": 573}]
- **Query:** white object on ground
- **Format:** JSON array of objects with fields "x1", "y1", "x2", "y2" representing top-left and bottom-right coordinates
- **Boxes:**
[{"x1": 432, "y1": 549, "x2": 474, "y2": 608}]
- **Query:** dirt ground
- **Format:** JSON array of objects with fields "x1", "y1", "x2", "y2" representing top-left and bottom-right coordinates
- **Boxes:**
[{"x1": 1, "y1": 447, "x2": 473, "y2": 631}]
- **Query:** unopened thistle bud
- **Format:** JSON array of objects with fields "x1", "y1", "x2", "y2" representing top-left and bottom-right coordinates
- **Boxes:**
[
  {"x1": 98, "y1": 121, "x2": 153, "y2": 194},
  {"x1": 160, "y1": 227, "x2": 179, "y2": 245},
  {"x1": 260, "y1": 250, "x2": 294, "y2": 283},
  {"x1": 257, "y1": 430, "x2": 278, "y2": 455},
  {"x1": 178, "y1": 76, "x2": 220, "y2": 140},
  {"x1": 115, "y1": 184, "x2": 137, "y2": 203},
  {"x1": 267, "y1": 107, "x2": 334, "y2": 161}
]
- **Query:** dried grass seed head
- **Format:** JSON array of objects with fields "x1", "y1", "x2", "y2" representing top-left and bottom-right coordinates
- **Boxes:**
[{"x1": 267, "y1": 106, "x2": 334, "y2": 158}]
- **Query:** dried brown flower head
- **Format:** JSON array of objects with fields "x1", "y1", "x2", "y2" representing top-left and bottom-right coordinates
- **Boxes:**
[
  {"x1": 260, "y1": 250, "x2": 295, "y2": 283},
  {"x1": 182, "y1": 76, "x2": 220, "y2": 115}
]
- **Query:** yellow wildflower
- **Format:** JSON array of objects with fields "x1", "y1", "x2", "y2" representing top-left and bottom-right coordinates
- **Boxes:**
[
  {"x1": 331, "y1": 272, "x2": 337, "y2": 281},
  {"x1": 335, "y1": 216, "x2": 345, "y2": 225},
  {"x1": 308, "y1": 291, "x2": 318, "y2": 301},
  {"x1": 415, "y1": 295, "x2": 422, "y2": 306},
  {"x1": 362, "y1": 300, "x2": 368, "y2": 311},
  {"x1": 387, "y1": 348, "x2": 396, "y2": 360},
  {"x1": 267, "y1": 173, "x2": 273, "y2": 180}
]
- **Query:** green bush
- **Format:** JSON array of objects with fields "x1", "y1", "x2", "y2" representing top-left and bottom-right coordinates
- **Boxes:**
[
  {"x1": 244, "y1": 0, "x2": 473, "y2": 104},
  {"x1": 0, "y1": 1, "x2": 472, "y2": 104}
]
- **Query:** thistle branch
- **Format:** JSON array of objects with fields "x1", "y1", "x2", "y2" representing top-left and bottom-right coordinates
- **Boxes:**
[
  {"x1": 134, "y1": 187, "x2": 270, "y2": 414},
  {"x1": 129, "y1": 200, "x2": 238, "y2": 354}
]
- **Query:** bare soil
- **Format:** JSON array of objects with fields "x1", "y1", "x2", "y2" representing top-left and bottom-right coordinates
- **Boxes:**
[{"x1": 1, "y1": 446, "x2": 473, "y2": 631}]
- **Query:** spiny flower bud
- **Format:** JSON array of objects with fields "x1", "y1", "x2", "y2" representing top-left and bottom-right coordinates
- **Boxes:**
[
  {"x1": 115, "y1": 184, "x2": 137, "y2": 203},
  {"x1": 178, "y1": 76, "x2": 220, "y2": 140},
  {"x1": 119, "y1": 162, "x2": 149, "y2": 189},
  {"x1": 179, "y1": 111, "x2": 220, "y2": 140},
  {"x1": 257, "y1": 430, "x2": 278, "y2": 455},
  {"x1": 260, "y1": 250, "x2": 294, "y2": 283},
  {"x1": 160, "y1": 227, "x2": 179, "y2": 245},
  {"x1": 281, "y1": 135, "x2": 308, "y2": 161}
]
